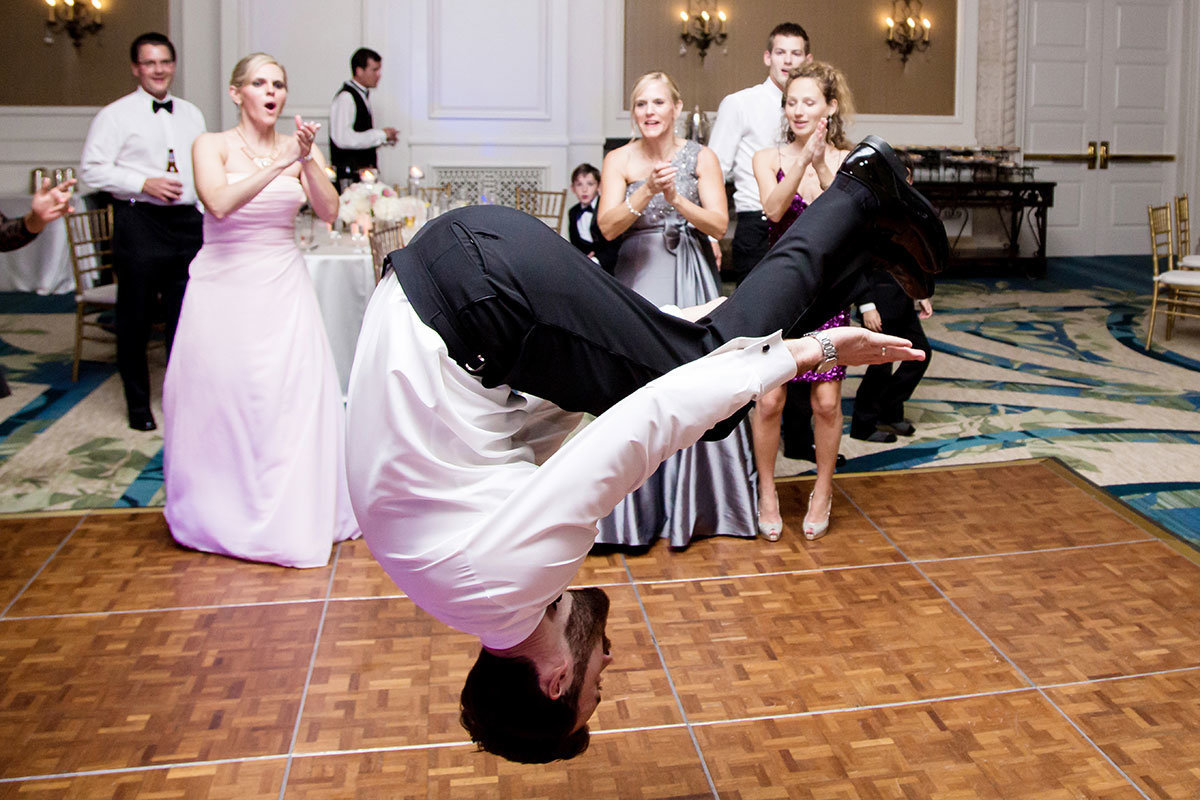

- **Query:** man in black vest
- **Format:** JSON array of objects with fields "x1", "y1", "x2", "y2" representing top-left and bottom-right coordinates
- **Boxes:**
[{"x1": 329, "y1": 47, "x2": 398, "y2": 188}]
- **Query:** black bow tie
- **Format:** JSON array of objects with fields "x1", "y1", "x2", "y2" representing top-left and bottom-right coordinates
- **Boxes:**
[
  {"x1": 581, "y1": 203, "x2": 595, "y2": 213},
  {"x1": 152, "y1": 99, "x2": 174, "y2": 114}
]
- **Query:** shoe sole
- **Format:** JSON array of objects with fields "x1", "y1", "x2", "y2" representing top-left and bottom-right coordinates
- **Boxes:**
[{"x1": 858, "y1": 135, "x2": 949, "y2": 275}]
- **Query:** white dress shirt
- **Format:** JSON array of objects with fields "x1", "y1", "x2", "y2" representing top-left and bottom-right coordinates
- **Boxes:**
[
  {"x1": 707, "y1": 78, "x2": 784, "y2": 214},
  {"x1": 575, "y1": 202, "x2": 595, "y2": 243},
  {"x1": 329, "y1": 80, "x2": 388, "y2": 151},
  {"x1": 345, "y1": 277, "x2": 797, "y2": 649},
  {"x1": 79, "y1": 87, "x2": 206, "y2": 206}
]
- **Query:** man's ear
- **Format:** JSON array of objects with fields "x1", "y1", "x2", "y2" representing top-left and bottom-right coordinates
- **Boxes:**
[{"x1": 544, "y1": 660, "x2": 571, "y2": 700}]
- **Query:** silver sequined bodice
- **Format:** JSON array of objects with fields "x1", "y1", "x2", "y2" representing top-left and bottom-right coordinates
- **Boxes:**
[{"x1": 624, "y1": 140, "x2": 702, "y2": 231}]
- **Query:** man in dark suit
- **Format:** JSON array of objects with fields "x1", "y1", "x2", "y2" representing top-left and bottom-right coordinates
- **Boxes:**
[
  {"x1": 850, "y1": 267, "x2": 933, "y2": 442},
  {"x1": 566, "y1": 164, "x2": 619, "y2": 274}
]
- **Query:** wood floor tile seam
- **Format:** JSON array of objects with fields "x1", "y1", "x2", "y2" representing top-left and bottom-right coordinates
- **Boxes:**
[
  {"x1": 1029, "y1": 684, "x2": 1155, "y2": 800},
  {"x1": 906, "y1": 536, "x2": 1159, "y2": 565},
  {"x1": 1038, "y1": 664, "x2": 1200, "y2": 692},
  {"x1": 0, "y1": 515, "x2": 84, "y2": 619},
  {"x1": 0, "y1": 596, "x2": 327, "y2": 622},
  {"x1": 0, "y1": 754, "x2": 288, "y2": 785},
  {"x1": 621, "y1": 556, "x2": 720, "y2": 800},
  {"x1": 277, "y1": 545, "x2": 341, "y2": 800},
  {"x1": 684, "y1": 685, "x2": 1039, "y2": 728},
  {"x1": 623, "y1": 560, "x2": 915, "y2": 588}
]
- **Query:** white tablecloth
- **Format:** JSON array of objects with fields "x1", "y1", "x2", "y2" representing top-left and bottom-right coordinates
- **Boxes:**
[
  {"x1": 0, "y1": 194, "x2": 73, "y2": 294},
  {"x1": 303, "y1": 241, "x2": 375, "y2": 395}
]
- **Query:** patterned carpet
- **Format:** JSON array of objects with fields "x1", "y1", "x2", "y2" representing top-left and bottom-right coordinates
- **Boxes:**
[{"x1": 1, "y1": 256, "x2": 1197, "y2": 551}]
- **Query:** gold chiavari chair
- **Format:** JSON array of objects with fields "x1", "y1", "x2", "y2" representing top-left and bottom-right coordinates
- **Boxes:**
[
  {"x1": 1175, "y1": 195, "x2": 1200, "y2": 268},
  {"x1": 1145, "y1": 202, "x2": 1200, "y2": 348},
  {"x1": 63, "y1": 207, "x2": 118, "y2": 381},
  {"x1": 415, "y1": 184, "x2": 452, "y2": 207},
  {"x1": 368, "y1": 220, "x2": 405, "y2": 284},
  {"x1": 514, "y1": 186, "x2": 568, "y2": 234}
]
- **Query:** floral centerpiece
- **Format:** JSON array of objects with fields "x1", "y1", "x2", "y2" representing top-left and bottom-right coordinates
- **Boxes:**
[{"x1": 337, "y1": 181, "x2": 428, "y2": 229}]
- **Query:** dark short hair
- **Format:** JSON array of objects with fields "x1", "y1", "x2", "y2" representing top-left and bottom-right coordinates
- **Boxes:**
[
  {"x1": 767, "y1": 22, "x2": 811, "y2": 55},
  {"x1": 460, "y1": 649, "x2": 590, "y2": 764},
  {"x1": 351, "y1": 48, "x2": 383, "y2": 73},
  {"x1": 571, "y1": 163, "x2": 601, "y2": 184},
  {"x1": 130, "y1": 32, "x2": 176, "y2": 64}
]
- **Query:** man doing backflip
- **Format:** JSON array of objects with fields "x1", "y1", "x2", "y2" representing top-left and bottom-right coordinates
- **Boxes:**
[{"x1": 344, "y1": 137, "x2": 946, "y2": 764}]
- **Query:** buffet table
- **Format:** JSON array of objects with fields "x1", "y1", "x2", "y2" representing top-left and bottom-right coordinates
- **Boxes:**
[
  {"x1": 915, "y1": 180, "x2": 1056, "y2": 277},
  {"x1": 0, "y1": 194, "x2": 74, "y2": 294}
]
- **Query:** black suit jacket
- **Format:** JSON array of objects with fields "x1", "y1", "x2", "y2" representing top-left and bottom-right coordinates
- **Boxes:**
[{"x1": 567, "y1": 202, "x2": 619, "y2": 274}]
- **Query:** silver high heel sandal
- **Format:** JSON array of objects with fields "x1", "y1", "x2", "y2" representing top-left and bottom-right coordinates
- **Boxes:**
[
  {"x1": 757, "y1": 491, "x2": 783, "y2": 542},
  {"x1": 802, "y1": 490, "x2": 832, "y2": 541}
]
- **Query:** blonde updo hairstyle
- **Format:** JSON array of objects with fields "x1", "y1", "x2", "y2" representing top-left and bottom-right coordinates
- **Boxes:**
[
  {"x1": 781, "y1": 61, "x2": 854, "y2": 150},
  {"x1": 229, "y1": 52, "x2": 288, "y2": 96},
  {"x1": 628, "y1": 71, "x2": 682, "y2": 137}
]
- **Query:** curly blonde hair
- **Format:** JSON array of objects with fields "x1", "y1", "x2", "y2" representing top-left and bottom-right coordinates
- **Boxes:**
[{"x1": 780, "y1": 61, "x2": 854, "y2": 150}]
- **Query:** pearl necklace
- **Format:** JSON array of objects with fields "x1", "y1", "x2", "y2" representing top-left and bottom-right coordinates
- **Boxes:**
[{"x1": 234, "y1": 126, "x2": 279, "y2": 169}]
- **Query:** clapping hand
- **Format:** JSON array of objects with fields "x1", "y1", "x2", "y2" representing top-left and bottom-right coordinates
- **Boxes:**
[
  {"x1": 800, "y1": 118, "x2": 827, "y2": 167},
  {"x1": 293, "y1": 115, "x2": 321, "y2": 163},
  {"x1": 645, "y1": 161, "x2": 678, "y2": 202}
]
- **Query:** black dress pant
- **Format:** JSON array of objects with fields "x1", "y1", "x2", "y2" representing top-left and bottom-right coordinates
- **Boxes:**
[
  {"x1": 850, "y1": 272, "x2": 931, "y2": 436},
  {"x1": 112, "y1": 202, "x2": 202, "y2": 414},
  {"x1": 390, "y1": 176, "x2": 879, "y2": 439}
]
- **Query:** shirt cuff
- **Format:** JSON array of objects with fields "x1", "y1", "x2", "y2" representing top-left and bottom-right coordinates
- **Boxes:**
[{"x1": 858, "y1": 302, "x2": 877, "y2": 314}]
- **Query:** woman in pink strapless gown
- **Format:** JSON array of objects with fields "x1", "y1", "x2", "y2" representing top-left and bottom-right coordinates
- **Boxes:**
[{"x1": 163, "y1": 53, "x2": 359, "y2": 567}]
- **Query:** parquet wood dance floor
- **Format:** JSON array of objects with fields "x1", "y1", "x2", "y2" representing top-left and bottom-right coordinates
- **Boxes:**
[{"x1": 2, "y1": 458, "x2": 1198, "y2": 798}]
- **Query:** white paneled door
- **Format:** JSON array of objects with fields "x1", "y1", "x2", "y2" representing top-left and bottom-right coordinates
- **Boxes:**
[{"x1": 1021, "y1": 0, "x2": 1181, "y2": 256}]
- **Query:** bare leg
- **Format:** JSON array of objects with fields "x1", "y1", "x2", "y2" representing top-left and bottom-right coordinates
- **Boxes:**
[
  {"x1": 805, "y1": 379, "x2": 843, "y2": 538},
  {"x1": 751, "y1": 384, "x2": 787, "y2": 538}
]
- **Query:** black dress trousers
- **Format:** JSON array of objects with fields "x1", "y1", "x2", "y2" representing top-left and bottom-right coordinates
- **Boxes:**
[
  {"x1": 112, "y1": 201, "x2": 202, "y2": 414},
  {"x1": 389, "y1": 176, "x2": 879, "y2": 438}
]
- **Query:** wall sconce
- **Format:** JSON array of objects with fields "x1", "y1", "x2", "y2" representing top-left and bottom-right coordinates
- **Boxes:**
[
  {"x1": 679, "y1": 7, "x2": 727, "y2": 64},
  {"x1": 43, "y1": 0, "x2": 104, "y2": 48},
  {"x1": 884, "y1": 0, "x2": 931, "y2": 64}
]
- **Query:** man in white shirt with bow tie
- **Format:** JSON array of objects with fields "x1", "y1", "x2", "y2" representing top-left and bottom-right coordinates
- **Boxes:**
[{"x1": 80, "y1": 32, "x2": 206, "y2": 431}]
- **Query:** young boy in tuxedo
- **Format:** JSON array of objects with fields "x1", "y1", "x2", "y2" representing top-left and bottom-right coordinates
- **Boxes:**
[{"x1": 566, "y1": 163, "x2": 619, "y2": 273}]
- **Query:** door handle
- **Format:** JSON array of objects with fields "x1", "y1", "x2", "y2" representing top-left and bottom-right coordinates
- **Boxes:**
[{"x1": 1024, "y1": 141, "x2": 1099, "y2": 169}]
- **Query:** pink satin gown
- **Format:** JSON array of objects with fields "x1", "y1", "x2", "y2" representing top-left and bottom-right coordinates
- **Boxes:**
[{"x1": 163, "y1": 174, "x2": 360, "y2": 567}]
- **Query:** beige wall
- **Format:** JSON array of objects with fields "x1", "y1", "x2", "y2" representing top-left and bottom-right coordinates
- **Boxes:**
[
  {"x1": 624, "y1": 0, "x2": 957, "y2": 116},
  {"x1": 0, "y1": 0, "x2": 169, "y2": 106}
]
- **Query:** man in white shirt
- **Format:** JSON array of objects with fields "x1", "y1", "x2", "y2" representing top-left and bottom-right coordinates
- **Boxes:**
[
  {"x1": 80, "y1": 32, "x2": 206, "y2": 431},
  {"x1": 329, "y1": 47, "x2": 399, "y2": 188},
  {"x1": 346, "y1": 136, "x2": 946, "y2": 764},
  {"x1": 708, "y1": 22, "x2": 812, "y2": 285}
]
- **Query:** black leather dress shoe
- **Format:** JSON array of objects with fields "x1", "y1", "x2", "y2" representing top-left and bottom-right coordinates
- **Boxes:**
[
  {"x1": 835, "y1": 136, "x2": 949, "y2": 299},
  {"x1": 850, "y1": 429, "x2": 897, "y2": 444},
  {"x1": 128, "y1": 409, "x2": 157, "y2": 431},
  {"x1": 877, "y1": 420, "x2": 915, "y2": 437}
]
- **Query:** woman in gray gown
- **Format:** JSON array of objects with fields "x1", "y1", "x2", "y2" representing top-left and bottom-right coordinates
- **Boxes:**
[{"x1": 593, "y1": 71, "x2": 758, "y2": 547}]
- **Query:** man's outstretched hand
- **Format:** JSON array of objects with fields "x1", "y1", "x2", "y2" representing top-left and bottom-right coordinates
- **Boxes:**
[{"x1": 785, "y1": 327, "x2": 925, "y2": 373}]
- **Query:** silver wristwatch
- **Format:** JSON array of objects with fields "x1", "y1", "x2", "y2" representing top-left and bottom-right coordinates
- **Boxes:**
[{"x1": 804, "y1": 331, "x2": 838, "y2": 374}]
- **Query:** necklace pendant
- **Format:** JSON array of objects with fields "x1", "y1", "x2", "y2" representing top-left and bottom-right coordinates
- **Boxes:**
[{"x1": 252, "y1": 156, "x2": 274, "y2": 168}]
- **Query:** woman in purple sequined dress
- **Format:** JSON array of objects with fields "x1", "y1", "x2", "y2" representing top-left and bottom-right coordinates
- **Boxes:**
[{"x1": 750, "y1": 62, "x2": 855, "y2": 542}]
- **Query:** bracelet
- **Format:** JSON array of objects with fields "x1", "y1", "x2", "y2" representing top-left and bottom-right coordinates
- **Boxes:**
[
  {"x1": 297, "y1": 153, "x2": 314, "y2": 164},
  {"x1": 625, "y1": 198, "x2": 641, "y2": 217}
]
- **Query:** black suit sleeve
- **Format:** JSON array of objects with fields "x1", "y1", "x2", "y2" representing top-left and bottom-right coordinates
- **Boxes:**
[{"x1": 0, "y1": 212, "x2": 36, "y2": 253}]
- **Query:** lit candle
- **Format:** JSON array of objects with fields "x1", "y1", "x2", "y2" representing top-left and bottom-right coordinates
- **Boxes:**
[
  {"x1": 700, "y1": 9, "x2": 709, "y2": 33},
  {"x1": 359, "y1": 168, "x2": 377, "y2": 184},
  {"x1": 408, "y1": 165, "x2": 424, "y2": 180},
  {"x1": 46, "y1": 0, "x2": 56, "y2": 22},
  {"x1": 885, "y1": 16, "x2": 895, "y2": 40},
  {"x1": 91, "y1": 0, "x2": 100, "y2": 21},
  {"x1": 323, "y1": 165, "x2": 336, "y2": 182},
  {"x1": 680, "y1": 10, "x2": 688, "y2": 35},
  {"x1": 717, "y1": 10, "x2": 726, "y2": 32},
  {"x1": 906, "y1": 16, "x2": 916, "y2": 28}
]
